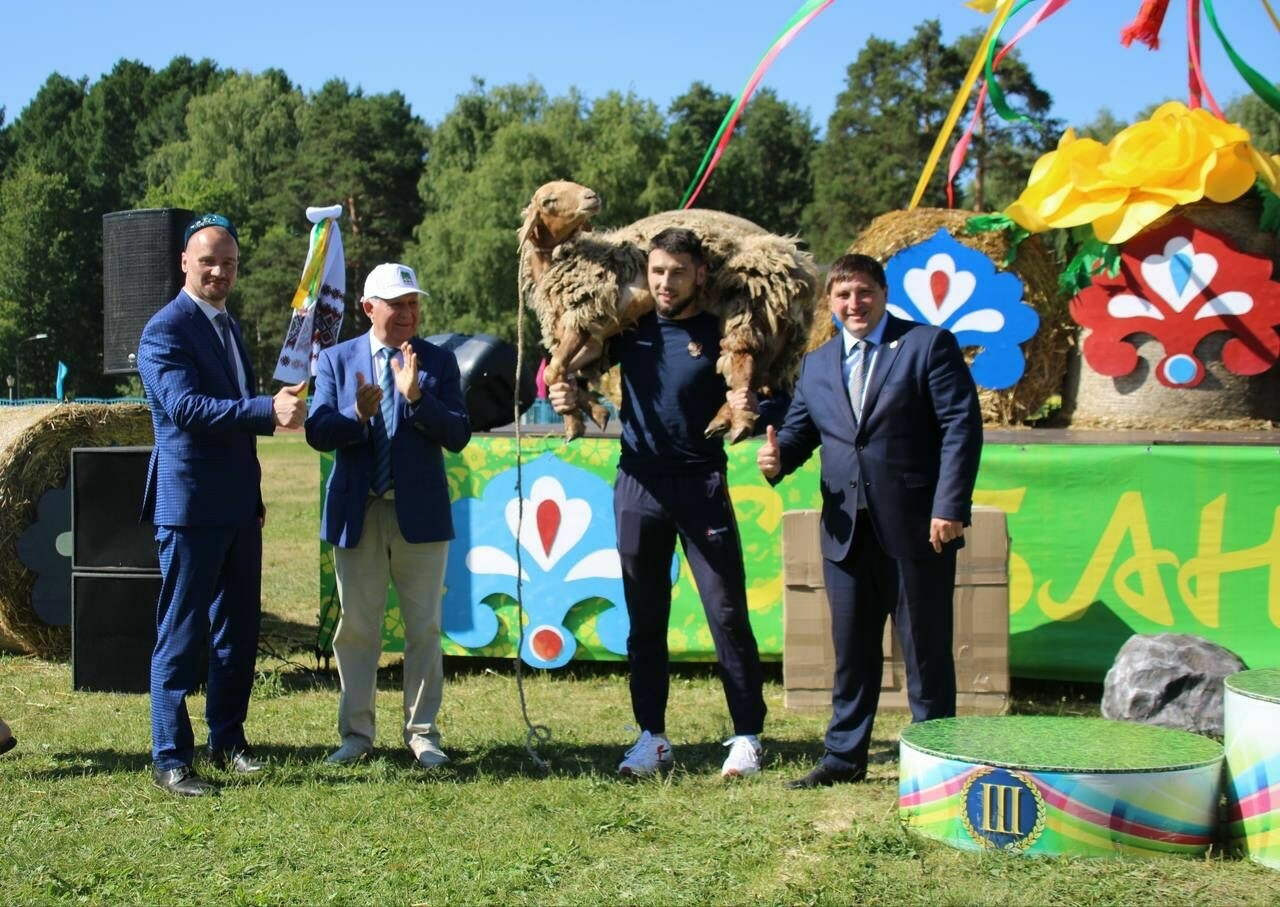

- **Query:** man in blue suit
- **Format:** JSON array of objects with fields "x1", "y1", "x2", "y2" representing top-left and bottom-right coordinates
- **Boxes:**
[
  {"x1": 138, "y1": 213, "x2": 308, "y2": 797},
  {"x1": 305, "y1": 263, "x2": 471, "y2": 769},
  {"x1": 758, "y1": 253, "x2": 982, "y2": 789}
]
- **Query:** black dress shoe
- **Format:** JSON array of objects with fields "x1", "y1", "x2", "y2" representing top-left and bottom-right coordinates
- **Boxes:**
[
  {"x1": 153, "y1": 764, "x2": 216, "y2": 797},
  {"x1": 209, "y1": 747, "x2": 266, "y2": 774},
  {"x1": 785, "y1": 763, "x2": 867, "y2": 790}
]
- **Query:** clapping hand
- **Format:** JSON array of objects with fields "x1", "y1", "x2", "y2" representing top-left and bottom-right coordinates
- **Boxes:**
[
  {"x1": 390, "y1": 342, "x2": 422, "y2": 403},
  {"x1": 353, "y1": 372, "x2": 382, "y2": 423}
]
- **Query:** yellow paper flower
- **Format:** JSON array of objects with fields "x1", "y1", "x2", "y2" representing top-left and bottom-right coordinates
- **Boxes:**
[{"x1": 1005, "y1": 102, "x2": 1275, "y2": 244}]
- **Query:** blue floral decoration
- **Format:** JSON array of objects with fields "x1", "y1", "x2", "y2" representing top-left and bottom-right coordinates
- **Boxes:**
[
  {"x1": 16, "y1": 485, "x2": 71, "y2": 626},
  {"x1": 884, "y1": 228, "x2": 1040, "y2": 389},
  {"x1": 442, "y1": 453, "x2": 633, "y2": 669}
]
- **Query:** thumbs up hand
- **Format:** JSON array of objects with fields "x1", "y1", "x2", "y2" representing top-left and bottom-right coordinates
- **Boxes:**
[
  {"x1": 757, "y1": 424, "x2": 781, "y2": 479},
  {"x1": 273, "y1": 379, "x2": 309, "y2": 430}
]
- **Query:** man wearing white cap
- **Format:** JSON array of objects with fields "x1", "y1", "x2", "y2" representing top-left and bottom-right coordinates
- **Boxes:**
[{"x1": 305, "y1": 263, "x2": 471, "y2": 769}]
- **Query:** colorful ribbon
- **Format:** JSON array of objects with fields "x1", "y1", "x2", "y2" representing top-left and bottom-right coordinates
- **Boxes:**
[
  {"x1": 679, "y1": 0, "x2": 836, "y2": 209},
  {"x1": 1203, "y1": 0, "x2": 1280, "y2": 116},
  {"x1": 910, "y1": 0, "x2": 1016, "y2": 210},
  {"x1": 290, "y1": 218, "x2": 335, "y2": 311},
  {"x1": 1263, "y1": 0, "x2": 1280, "y2": 32},
  {"x1": 1186, "y1": 0, "x2": 1224, "y2": 115},
  {"x1": 946, "y1": 0, "x2": 1072, "y2": 205}
]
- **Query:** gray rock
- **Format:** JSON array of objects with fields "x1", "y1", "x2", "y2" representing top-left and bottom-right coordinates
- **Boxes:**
[{"x1": 1101, "y1": 633, "x2": 1246, "y2": 737}]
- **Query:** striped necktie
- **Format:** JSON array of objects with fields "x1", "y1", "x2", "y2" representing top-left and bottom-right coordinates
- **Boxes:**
[{"x1": 373, "y1": 348, "x2": 396, "y2": 495}]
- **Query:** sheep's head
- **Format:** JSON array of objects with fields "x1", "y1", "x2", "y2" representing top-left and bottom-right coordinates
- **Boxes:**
[{"x1": 519, "y1": 180, "x2": 603, "y2": 252}]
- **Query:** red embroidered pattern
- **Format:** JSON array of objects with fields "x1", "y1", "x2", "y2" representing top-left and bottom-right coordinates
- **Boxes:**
[{"x1": 1071, "y1": 219, "x2": 1280, "y2": 388}]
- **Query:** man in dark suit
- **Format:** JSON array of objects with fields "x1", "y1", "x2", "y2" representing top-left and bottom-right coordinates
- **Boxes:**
[
  {"x1": 757, "y1": 253, "x2": 982, "y2": 789},
  {"x1": 305, "y1": 263, "x2": 471, "y2": 769},
  {"x1": 138, "y1": 213, "x2": 307, "y2": 797}
]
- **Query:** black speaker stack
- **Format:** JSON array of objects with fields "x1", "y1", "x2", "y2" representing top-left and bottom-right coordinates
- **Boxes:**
[
  {"x1": 102, "y1": 207, "x2": 192, "y2": 374},
  {"x1": 425, "y1": 333, "x2": 537, "y2": 431},
  {"x1": 70, "y1": 447, "x2": 161, "y2": 693}
]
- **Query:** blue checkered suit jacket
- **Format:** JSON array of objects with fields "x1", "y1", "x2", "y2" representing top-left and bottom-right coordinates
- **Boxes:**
[{"x1": 138, "y1": 290, "x2": 276, "y2": 527}]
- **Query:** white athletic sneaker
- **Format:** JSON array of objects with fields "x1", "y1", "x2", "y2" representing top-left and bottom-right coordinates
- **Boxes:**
[
  {"x1": 618, "y1": 731, "x2": 674, "y2": 776},
  {"x1": 721, "y1": 735, "x2": 763, "y2": 778}
]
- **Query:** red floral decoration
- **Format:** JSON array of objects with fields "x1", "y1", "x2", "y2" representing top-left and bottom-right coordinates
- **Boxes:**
[{"x1": 1071, "y1": 219, "x2": 1280, "y2": 388}]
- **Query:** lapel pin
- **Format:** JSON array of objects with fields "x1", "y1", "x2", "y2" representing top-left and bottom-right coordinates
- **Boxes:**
[{"x1": 889, "y1": 340, "x2": 899, "y2": 349}]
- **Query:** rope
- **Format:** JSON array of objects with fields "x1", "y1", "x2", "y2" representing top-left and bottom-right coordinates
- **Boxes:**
[{"x1": 512, "y1": 272, "x2": 553, "y2": 771}]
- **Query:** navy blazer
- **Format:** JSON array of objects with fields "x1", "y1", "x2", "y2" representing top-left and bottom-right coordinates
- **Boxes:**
[
  {"x1": 138, "y1": 290, "x2": 275, "y2": 528},
  {"x1": 773, "y1": 315, "x2": 982, "y2": 562},
  {"x1": 306, "y1": 333, "x2": 471, "y2": 548}
]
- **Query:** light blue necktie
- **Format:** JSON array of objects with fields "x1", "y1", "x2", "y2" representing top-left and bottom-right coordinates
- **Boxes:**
[{"x1": 373, "y1": 348, "x2": 396, "y2": 495}]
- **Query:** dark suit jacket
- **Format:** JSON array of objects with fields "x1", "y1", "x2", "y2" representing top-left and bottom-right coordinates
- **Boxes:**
[
  {"x1": 773, "y1": 315, "x2": 983, "y2": 562},
  {"x1": 138, "y1": 290, "x2": 275, "y2": 528},
  {"x1": 305, "y1": 333, "x2": 471, "y2": 548}
]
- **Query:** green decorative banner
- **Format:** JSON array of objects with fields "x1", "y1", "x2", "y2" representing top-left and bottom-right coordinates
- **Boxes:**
[{"x1": 319, "y1": 437, "x2": 1280, "y2": 682}]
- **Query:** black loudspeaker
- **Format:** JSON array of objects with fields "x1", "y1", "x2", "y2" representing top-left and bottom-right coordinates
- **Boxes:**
[
  {"x1": 102, "y1": 208, "x2": 193, "y2": 374},
  {"x1": 425, "y1": 333, "x2": 536, "y2": 431},
  {"x1": 72, "y1": 573, "x2": 162, "y2": 692},
  {"x1": 71, "y1": 447, "x2": 158, "y2": 571}
]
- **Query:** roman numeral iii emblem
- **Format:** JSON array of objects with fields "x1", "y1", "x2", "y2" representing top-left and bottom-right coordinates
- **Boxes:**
[
  {"x1": 960, "y1": 767, "x2": 1045, "y2": 852},
  {"x1": 980, "y1": 783, "x2": 1022, "y2": 835}
]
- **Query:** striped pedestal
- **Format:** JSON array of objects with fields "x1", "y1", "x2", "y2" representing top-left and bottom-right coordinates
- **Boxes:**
[
  {"x1": 1225, "y1": 668, "x2": 1280, "y2": 869},
  {"x1": 899, "y1": 717, "x2": 1223, "y2": 857}
]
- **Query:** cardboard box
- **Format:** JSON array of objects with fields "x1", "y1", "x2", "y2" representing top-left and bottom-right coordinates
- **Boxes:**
[{"x1": 782, "y1": 506, "x2": 1010, "y2": 714}]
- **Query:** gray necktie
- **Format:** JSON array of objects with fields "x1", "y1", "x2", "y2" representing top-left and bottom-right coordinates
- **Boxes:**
[{"x1": 848, "y1": 339, "x2": 871, "y2": 420}]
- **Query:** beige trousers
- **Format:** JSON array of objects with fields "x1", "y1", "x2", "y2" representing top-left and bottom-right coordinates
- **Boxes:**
[{"x1": 332, "y1": 497, "x2": 448, "y2": 753}]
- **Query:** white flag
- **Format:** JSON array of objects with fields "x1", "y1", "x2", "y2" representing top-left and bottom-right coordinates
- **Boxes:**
[{"x1": 274, "y1": 204, "x2": 345, "y2": 383}]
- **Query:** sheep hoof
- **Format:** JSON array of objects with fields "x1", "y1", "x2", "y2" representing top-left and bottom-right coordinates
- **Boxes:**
[
  {"x1": 726, "y1": 423, "x2": 754, "y2": 445},
  {"x1": 588, "y1": 403, "x2": 610, "y2": 431},
  {"x1": 703, "y1": 420, "x2": 730, "y2": 441},
  {"x1": 726, "y1": 410, "x2": 758, "y2": 445},
  {"x1": 563, "y1": 414, "x2": 586, "y2": 442}
]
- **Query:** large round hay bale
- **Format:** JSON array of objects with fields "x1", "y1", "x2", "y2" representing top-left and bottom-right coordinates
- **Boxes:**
[
  {"x1": 0, "y1": 404, "x2": 153, "y2": 657},
  {"x1": 834, "y1": 208, "x2": 1071, "y2": 425},
  {"x1": 1066, "y1": 196, "x2": 1280, "y2": 429}
]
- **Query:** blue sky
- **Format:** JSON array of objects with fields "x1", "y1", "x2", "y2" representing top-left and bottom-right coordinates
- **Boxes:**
[{"x1": 4, "y1": 1, "x2": 1278, "y2": 137}]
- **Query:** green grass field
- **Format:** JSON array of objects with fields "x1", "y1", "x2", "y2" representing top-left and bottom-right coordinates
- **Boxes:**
[{"x1": 0, "y1": 434, "x2": 1274, "y2": 905}]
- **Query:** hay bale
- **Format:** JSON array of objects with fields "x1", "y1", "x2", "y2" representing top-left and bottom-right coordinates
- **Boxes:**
[
  {"x1": 1066, "y1": 195, "x2": 1280, "y2": 430},
  {"x1": 0, "y1": 404, "x2": 152, "y2": 657},
  {"x1": 1066, "y1": 331, "x2": 1280, "y2": 428},
  {"x1": 831, "y1": 208, "x2": 1072, "y2": 425}
]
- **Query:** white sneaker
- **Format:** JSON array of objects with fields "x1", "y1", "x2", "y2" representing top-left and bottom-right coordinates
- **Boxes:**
[
  {"x1": 618, "y1": 731, "x2": 673, "y2": 776},
  {"x1": 411, "y1": 737, "x2": 450, "y2": 769},
  {"x1": 721, "y1": 735, "x2": 762, "y2": 778},
  {"x1": 327, "y1": 738, "x2": 372, "y2": 765}
]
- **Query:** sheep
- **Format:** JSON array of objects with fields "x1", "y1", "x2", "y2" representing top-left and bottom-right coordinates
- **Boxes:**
[
  {"x1": 518, "y1": 180, "x2": 644, "y2": 438},
  {"x1": 519, "y1": 180, "x2": 820, "y2": 443}
]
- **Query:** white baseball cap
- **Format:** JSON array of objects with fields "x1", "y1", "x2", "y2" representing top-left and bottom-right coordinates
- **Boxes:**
[{"x1": 363, "y1": 262, "x2": 430, "y2": 300}]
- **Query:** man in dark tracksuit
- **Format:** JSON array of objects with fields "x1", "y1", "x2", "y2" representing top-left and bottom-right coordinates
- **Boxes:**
[{"x1": 549, "y1": 228, "x2": 767, "y2": 778}]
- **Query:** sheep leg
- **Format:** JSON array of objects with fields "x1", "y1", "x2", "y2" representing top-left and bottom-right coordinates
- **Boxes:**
[
  {"x1": 547, "y1": 326, "x2": 598, "y2": 442},
  {"x1": 582, "y1": 386, "x2": 610, "y2": 430},
  {"x1": 537, "y1": 355, "x2": 585, "y2": 440},
  {"x1": 706, "y1": 352, "x2": 758, "y2": 445},
  {"x1": 617, "y1": 287, "x2": 654, "y2": 331}
]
